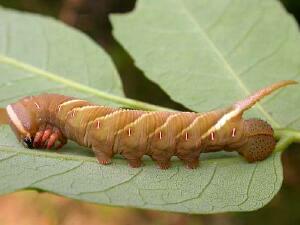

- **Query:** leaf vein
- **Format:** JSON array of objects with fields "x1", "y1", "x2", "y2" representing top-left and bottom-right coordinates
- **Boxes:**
[
  {"x1": 238, "y1": 26, "x2": 290, "y2": 77},
  {"x1": 28, "y1": 161, "x2": 84, "y2": 187},
  {"x1": 77, "y1": 168, "x2": 143, "y2": 195},
  {"x1": 226, "y1": 5, "x2": 264, "y2": 57},
  {"x1": 238, "y1": 163, "x2": 258, "y2": 207}
]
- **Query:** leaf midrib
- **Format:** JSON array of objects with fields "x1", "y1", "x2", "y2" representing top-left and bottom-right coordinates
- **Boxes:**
[
  {"x1": 179, "y1": 0, "x2": 280, "y2": 128},
  {"x1": 0, "y1": 54, "x2": 170, "y2": 112}
]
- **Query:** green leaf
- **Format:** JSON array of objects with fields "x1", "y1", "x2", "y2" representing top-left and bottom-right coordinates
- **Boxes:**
[
  {"x1": 111, "y1": 0, "x2": 300, "y2": 129},
  {"x1": 110, "y1": 0, "x2": 300, "y2": 213},
  {"x1": 0, "y1": 126, "x2": 283, "y2": 214},
  {"x1": 0, "y1": 7, "x2": 123, "y2": 105},
  {"x1": 0, "y1": 3, "x2": 296, "y2": 215}
]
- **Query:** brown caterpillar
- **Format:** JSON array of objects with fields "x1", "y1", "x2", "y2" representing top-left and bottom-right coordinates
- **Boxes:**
[{"x1": 3, "y1": 80, "x2": 297, "y2": 169}]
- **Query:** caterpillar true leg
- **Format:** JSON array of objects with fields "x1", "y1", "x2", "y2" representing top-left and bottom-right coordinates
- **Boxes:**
[
  {"x1": 33, "y1": 131, "x2": 44, "y2": 148},
  {"x1": 41, "y1": 128, "x2": 52, "y2": 143},
  {"x1": 46, "y1": 127, "x2": 66, "y2": 149},
  {"x1": 32, "y1": 124, "x2": 66, "y2": 149},
  {"x1": 33, "y1": 123, "x2": 47, "y2": 148},
  {"x1": 47, "y1": 133, "x2": 59, "y2": 149}
]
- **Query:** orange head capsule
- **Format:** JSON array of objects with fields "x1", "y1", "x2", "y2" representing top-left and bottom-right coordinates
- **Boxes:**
[{"x1": 6, "y1": 97, "x2": 40, "y2": 148}]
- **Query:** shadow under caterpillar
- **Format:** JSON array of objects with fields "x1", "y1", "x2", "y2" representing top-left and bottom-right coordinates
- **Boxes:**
[{"x1": 3, "y1": 80, "x2": 297, "y2": 169}]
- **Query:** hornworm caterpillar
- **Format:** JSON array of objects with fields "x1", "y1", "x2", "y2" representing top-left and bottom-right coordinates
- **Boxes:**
[{"x1": 4, "y1": 80, "x2": 297, "y2": 169}]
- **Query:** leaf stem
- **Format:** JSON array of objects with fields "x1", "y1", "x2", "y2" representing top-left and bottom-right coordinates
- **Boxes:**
[
  {"x1": 274, "y1": 135, "x2": 294, "y2": 152},
  {"x1": 0, "y1": 54, "x2": 172, "y2": 112},
  {"x1": 274, "y1": 128, "x2": 300, "y2": 142},
  {"x1": 274, "y1": 128, "x2": 300, "y2": 152}
]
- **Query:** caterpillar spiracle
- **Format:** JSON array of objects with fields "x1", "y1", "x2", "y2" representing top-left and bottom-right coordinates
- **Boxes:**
[{"x1": 4, "y1": 80, "x2": 297, "y2": 169}]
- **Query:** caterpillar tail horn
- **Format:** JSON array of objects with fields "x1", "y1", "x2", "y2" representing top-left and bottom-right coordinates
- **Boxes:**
[
  {"x1": 201, "y1": 80, "x2": 297, "y2": 139},
  {"x1": 234, "y1": 80, "x2": 297, "y2": 114}
]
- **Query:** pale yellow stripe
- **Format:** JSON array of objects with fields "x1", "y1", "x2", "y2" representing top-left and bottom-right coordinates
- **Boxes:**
[{"x1": 6, "y1": 105, "x2": 27, "y2": 135}]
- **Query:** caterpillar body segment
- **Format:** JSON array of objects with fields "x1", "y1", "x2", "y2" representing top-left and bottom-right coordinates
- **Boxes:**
[
  {"x1": 66, "y1": 105, "x2": 117, "y2": 146},
  {"x1": 112, "y1": 111, "x2": 171, "y2": 167},
  {"x1": 88, "y1": 110, "x2": 145, "y2": 165},
  {"x1": 147, "y1": 112, "x2": 198, "y2": 169},
  {"x1": 175, "y1": 108, "x2": 234, "y2": 168},
  {"x1": 5, "y1": 80, "x2": 297, "y2": 169}
]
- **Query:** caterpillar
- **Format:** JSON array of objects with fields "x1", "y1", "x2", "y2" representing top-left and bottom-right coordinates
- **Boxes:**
[{"x1": 3, "y1": 80, "x2": 297, "y2": 169}]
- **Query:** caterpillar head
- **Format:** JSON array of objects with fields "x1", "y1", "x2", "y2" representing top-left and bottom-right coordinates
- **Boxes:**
[
  {"x1": 236, "y1": 119, "x2": 276, "y2": 162},
  {"x1": 6, "y1": 97, "x2": 40, "y2": 149}
]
